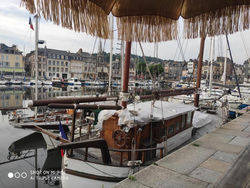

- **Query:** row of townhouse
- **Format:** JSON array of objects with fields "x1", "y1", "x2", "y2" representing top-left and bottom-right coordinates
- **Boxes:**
[
  {"x1": 164, "y1": 57, "x2": 246, "y2": 82},
  {"x1": 26, "y1": 47, "x2": 97, "y2": 80},
  {"x1": 1, "y1": 42, "x2": 248, "y2": 82}
]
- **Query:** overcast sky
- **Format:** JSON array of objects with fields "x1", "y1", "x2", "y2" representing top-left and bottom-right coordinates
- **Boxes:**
[{"x1": 0, "y1": 0, "x2": 249, "y2": 64}]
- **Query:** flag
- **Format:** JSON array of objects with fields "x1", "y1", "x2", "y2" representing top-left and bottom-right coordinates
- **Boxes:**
[
  {"x1": 58, "y1": 121, "x2": 68, "y2": 157},
  {"x1": 29, "y1": 17, "x2": 34, "y2": 30}
]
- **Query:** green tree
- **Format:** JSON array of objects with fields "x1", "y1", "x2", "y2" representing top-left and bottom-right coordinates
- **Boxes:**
[
  {"x1": 149, "y1": 64, "x2": 164, "y2": 77},
  {"x1": 136, "y1": 62, "x2": 146, "y2": 75}
]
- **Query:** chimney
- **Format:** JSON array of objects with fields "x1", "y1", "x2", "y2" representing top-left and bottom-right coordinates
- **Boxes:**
[{"x1": 12, "y1": 45, "x2": 17, "y2": 51}]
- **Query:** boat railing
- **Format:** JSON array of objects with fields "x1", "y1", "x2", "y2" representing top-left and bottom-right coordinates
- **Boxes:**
[
  {"x1": 83, "y1": 146, "x2": 165, "y2": 167},
  {"x1": 33, "y1": 124, "x2": 166, "y2": 166},
  {"x1": 109, "y1": 147, "x2": 165, "y2": 166}
]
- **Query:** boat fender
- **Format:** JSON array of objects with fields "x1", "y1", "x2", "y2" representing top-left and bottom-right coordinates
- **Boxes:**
[{"x1": 120, "y1": 92, "x2": 130, "y2": 102}]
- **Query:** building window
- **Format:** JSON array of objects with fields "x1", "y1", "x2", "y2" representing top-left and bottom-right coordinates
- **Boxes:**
[
  {"x1": 187, "y1": 112, "x2": 192, "y2": 125},
  {"x1": 61, "y1": 61, "x2": 64, "y2": 66},
  {"x1": 49, "y1": 73, "x2": 52, "y2": 77},
  {"x1": 65, "y1": 56, "x2": 68, "y2": 60},
  {"x1": 57, "y1": 55, "x2": 60, "y2": 59},
  {"x1": 53, "y1": 61, "x2": 55, "y2": 65},
  {"x1": 65, "y1": 68, "x2": 68, "y2": 72},
  {"x1": 16, "y1": 56, "x2": 19, "y2": 61},
  {"x1": 53, "y1": 73, "x2": 55, "y2": 76},
  {"x1": 4, "y1": 62, "x2": 9, "y2": 67},
  {"x1": 48, "y1": 60, "x2": 51, "y2": 65},
  {"x1": 65, "y1": 62, "x2": 68, "y2": 66},
  {"x1": 57, "y1": 61, "x2": 59, "y2": 66},
  {"x1": 57, "y1": 67, "x2": 59, "y2": 72},
  {"x1": 48, "y1": 67, "x2": 51, "y2": 71},
  {"x1": 39, "y1": 72, "x2": 41, "y2": 76},
  {"x1": 61, "y1": 55, "x2": 64, "y2": 59},
  {"x1": 38, "y1": 64, "x2": 41, "y2": 69},
  {"x1": 176, "y1": 122, "x2": 180, "y2": 131},
  {"x1": 48, "y1": 54, "x2": 51, "y2": 58},
  {"x1": 0, "y1": 62, "x2": 2, "y2": 67},
  {"x1": 53, "y1": 67, "x2": 55, "y2": 72},
  {"x1": 1, "y1": 55, "x2": 4, "y2": 60},
  {"x1": 57, "y1": 73, "x2": 59, "y2": 77},
  {"x1": 6, "y1": 55, "x2": 8, "y2": 60},
  {"x1": 181, "y1": 115, "x2": 186, "y2": 129},
  {"x1": 61, "y1": 68, "x2": 64, "y2": 72},
  {"x1": 168, "y1": 126, "x2": 174, "y2": 136},
  {"x1": 15, "y1": 62, "x2": 20, "y2": 67},
  {"x1": 53, "y1": 54, "x2": 56, "y2": 58}
]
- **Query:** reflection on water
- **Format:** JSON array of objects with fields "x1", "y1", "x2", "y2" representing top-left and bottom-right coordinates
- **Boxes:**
[
  {"x1": 0, "y1": 87, "x2": 25, "y2": 111},
  {"x1": 0, "y1": 85, "x2": 157, "y2": 188}
]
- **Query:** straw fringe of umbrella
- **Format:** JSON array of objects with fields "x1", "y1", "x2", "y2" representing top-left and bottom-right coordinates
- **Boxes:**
[
  {"x1": 21, "y1": 0, "x2": 110, "y2": 38},
  {"x1": 117, "y1": 16, "x2": 178, "y2": 42},
  {"x1": 184, "y1": 5, "x2": 250, "y2": 39},
  {"x1": 21, "y1": 0, "x2": 250, "y2": 42}
]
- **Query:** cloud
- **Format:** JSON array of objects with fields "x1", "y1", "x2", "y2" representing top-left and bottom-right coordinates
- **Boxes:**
[{"x1": 0, "y1": 0, "x2": 249, "y2": 64}]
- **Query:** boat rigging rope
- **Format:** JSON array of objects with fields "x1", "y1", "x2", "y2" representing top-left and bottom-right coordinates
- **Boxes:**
[
  {"x1": 183, "y1": 39, "x2": 189, "y2": 59},
  {"x1": 240, "y1": 32, "x2": 250, "y2": 62},
  {"x1": 218, "y1": 35, "x2": 224, "y2": 57},
  {"x1": 177, "y1": 35, "x2": 185, "y2": 61},
  {"x1": 138, "y1": 41, "x2": 154, "y2": 87},
  {"x1": 84, "y1": 160, "x2": 123, "y2": 178},
  {"x1": 86, "y1": 37, "x2": 98, "y2": 79},
  {"x1": 160, "y1": 93, "x2": 167, "y2": 155}
]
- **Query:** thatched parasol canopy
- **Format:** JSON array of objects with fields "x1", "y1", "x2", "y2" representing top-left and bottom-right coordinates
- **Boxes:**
[{"x1": 21, "y1": 0, "x2": 250, "y2": 42}]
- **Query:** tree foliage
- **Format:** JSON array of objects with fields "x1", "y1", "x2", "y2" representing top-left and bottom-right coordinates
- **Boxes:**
[
  {"x1": 136, "y1": 62, "x2": 146, "y2": 74},
  {"x1": 149, "y1": 64, "x2": 164, "y2": 77},
  {"x1": 135, "y1": 62, "x2": 164, "y2": 77}
]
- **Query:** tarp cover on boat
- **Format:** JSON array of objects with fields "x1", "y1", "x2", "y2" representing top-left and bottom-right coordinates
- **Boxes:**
[
  {"x1": 192, "y1": 111, "x2": 212, "y2": 129},
  {"x1": 97, "y1": 101, "x2": 196, "y2": 128}
]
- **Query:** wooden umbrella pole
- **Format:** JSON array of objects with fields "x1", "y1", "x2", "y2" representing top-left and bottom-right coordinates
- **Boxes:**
[
  {"x1": 121, "y1": 41, "x2": 132, "y2": 108},
  {"x1": 194, "y1": 36, "x2": 206, "y2": 107}
]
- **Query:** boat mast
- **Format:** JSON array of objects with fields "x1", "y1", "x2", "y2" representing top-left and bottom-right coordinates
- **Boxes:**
[
  {"x1": 121, "y1": 40, "x2": 124, "y2": 88},
  {"x1": 35, "y1": 15, "x2": 39, "y2": 118},
  {"x1": 209, "y1": 37, "x2": 214, "y2": 96},
  {"x1": 223, "y1": 43, "x2": 228, "y2": 86},
  {"x1": 108, "y1": 16, "x2": 113, "y2": 94},
  {"x1": 121, "y1": 41, "x2": 132, "y2": 108},
  {"x1": 194, "y1": 36, "x2": 206, "y2": 107},
  {"x1": 226, "y1": 34, "x2": 242, "y2": 98}
]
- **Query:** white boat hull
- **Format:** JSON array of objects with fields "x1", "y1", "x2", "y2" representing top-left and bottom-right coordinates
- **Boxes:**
[
  {"x1": 61, "y1": 127, "x2": 193, "y2": 188},
  {"x1": 61, "y1": 155, "x2": 131, "y2": 188}
]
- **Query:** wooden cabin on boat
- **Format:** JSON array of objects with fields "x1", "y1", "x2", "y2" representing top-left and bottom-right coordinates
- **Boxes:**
[{"x1": 100, "y1": 101, "x2": 195, "y2": 164}]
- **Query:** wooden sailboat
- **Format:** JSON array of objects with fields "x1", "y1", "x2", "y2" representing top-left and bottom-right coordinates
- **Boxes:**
[
  {"x1": 59, "y1": 101, "x2": 196, "y2": 188},
  {"x1": 26, "y1": 88, "x2": 196, "y2": 188}
]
